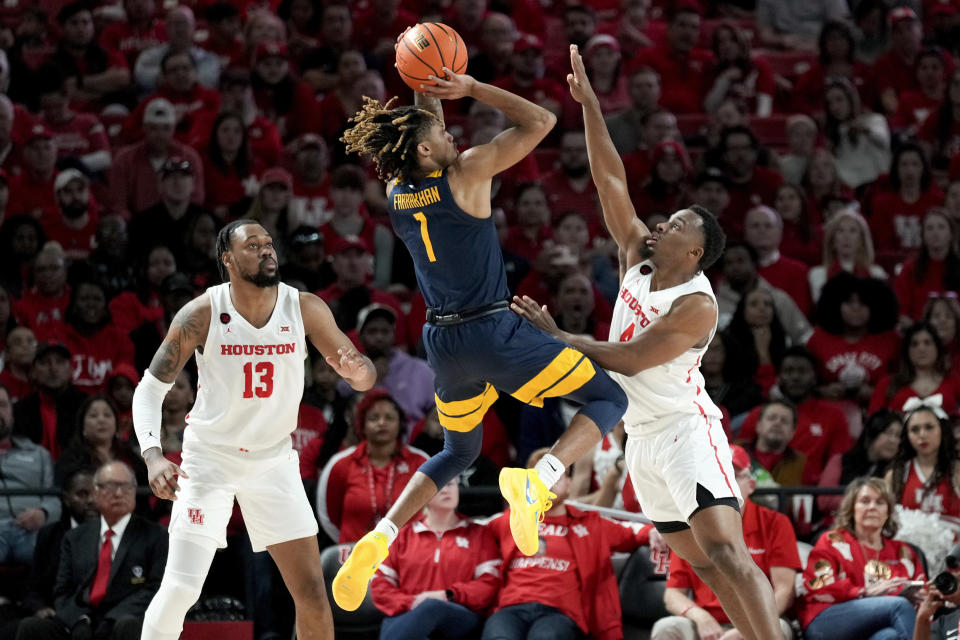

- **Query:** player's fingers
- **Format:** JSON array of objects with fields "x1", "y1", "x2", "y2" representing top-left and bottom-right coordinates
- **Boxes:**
[
  {"x1": 325, "y1": 355, "x2": 341, "y2": 369},
  {"x1": 174, "y1": 465, "x2": 189, "y2": 479}
]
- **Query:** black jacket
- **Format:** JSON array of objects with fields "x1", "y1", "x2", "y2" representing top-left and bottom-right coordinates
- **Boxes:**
[
  {"x1": 54, "y1": 515, "x2": 167, "y2": 627},
  {"x1": 23, "y1": 517, "x2": 72, "y2": 613},
  {"x1": 14, "y1": 388, "x2": 88, "y2": 455}
]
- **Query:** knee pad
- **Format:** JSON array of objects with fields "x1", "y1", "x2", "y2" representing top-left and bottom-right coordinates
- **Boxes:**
[
  {"x1": 144, "y1": 570, "x2": 205, "y2": 634},
  {"x1": 566, "y1": 367, "x2": 627, "y2": 436},
  {"x1": 418, "y1": 426, "x2": 483, "y2": 488}
]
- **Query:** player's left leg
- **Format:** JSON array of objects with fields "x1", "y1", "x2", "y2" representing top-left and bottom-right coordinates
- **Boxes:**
[{"x1": 268, "y1": 536, "x2": 334, "y2": 640}]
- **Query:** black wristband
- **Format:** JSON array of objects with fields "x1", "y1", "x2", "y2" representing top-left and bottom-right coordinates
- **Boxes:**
[{"x1": 445, "y1": 589, "x2": 455, "y2": 602}]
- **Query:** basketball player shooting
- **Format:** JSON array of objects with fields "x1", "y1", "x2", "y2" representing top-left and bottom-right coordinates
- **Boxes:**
[
  {"x1": 330, "y1": 25, "x2": 628, "y2": 612},
  {"x1": 133, "y1": 220, "x2": 376, "y2": 640},
  {"x1": 511, "y1": 46, "x2": 783, "y2": 640}
]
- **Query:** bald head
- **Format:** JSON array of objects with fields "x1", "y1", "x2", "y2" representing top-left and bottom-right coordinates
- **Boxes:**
[{"x1": 744, "y1": 205, "x2": 782, "y2": 254}]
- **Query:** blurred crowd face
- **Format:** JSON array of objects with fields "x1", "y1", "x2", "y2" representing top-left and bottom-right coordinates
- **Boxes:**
[
  {"x1": 73, "y1": 282, "x2": 107, "y2": 326},
  {"x1": 906, "y1": 409, "x2": 942, "y2": 457},
  {"x1": 721, "y1": 245, "x2": 755, "y2": 287},
  {"x1": 560, "y1": 132, "x2": 589, "y2": 178},
  {"x1": 163, "y1": 370, "x2": 195, "y2": 412},
  {"x1": 34, "y1": 351, "x2": 72, "y2": 393},
  {"x1": 82, "y1": 398, "x2": 117, "y2": 446},
  {"x1": 840, "y1": 293, "x2": 870, "y2": 331},
  {"x1": 363, "y1": 399, "x2": 400, "y2": 445},
  {"x1": 832, "y1": 215, "x2": 863, "y2": 260},
  {"x1": 928, "y1": 299, "x2": 958, "y2": 346},
  {"x1": 655, "y1": 150, "x2": 684, "y2": 184},
  {"x1": 144, "y1": 122, "x2": 175, "y2": 151},
  {"x1": 723, "y1": 132, "x2": 756, "y2": 178},
  {"x1": 852, "y1": 483, "x2": 888, "y2": 534},
  {"x1": 695, "y1": 180, "x2": 729, "y2": 216},
  {"x1": 553, "y1": 213, "x2": 589, "y2": 251},
  {"x1": 778, "y1": 355, "x2": 817, "y2": 400},
  {"x1": 701, "y1": 335, "x2": 725, "y2": 377},
  {"x1": 744, "y1": 207, "x2": 781, "y2": 253},
  {"x1": 668, "y1": 11, "x2": 699, "y2": 53},
  {"x1": 897, "y1": 150, "x2": 924, "y2": 190},
  {"x1": 33, "y1": 251, "x2": 67, "y2": 296},
  {"x1": 353, "y1": 71, "x2": 385, "y2": 103},
  {"x1": 320, "y1": 4, "x2": 352, "y2": 48},
  {"x1": 162, "y1": 53, "x2": 197, "y2": 92},
  {"x1": 288, "y1": 0, "x2": 315, "y2": 32},
  {"x1": 628, "y1": 69, "x2": 660, "y2": 112},
  {"x1": 332, "y1": 247, "x2": 370, "y2": 288},
  {"x1": 24, "y1": 138, "x2": 57, "y2": 175},
  {"x1": 96, "y1": 215, "x2": 128, "y2": 259},
  {"x1": 190, "y1": 214, "x2": 218, "y2": 259},
  {"x1": 166, "y1": 8, "x2": 196, "y2": 49},
  {"x1": 714, "y1": 26, "x2": 741, "y2": 62},
  {"x1": 756, "y1": 402, "x2": 796, "y2": 452},
  {"x1": 428, "y1": 480, "x2": 460, "y2": 512},
  {"x1": 556, "y1": 273, "x2": 594, "y2": 319},
  {"x1": 774, "y1": 185, "x2": 803, "y2": 223},
  {"x1": 6, "y1": 327, "x2": 37, "y2": 368},
  {"x1": 891, "y1": 17, "x2": 922, "y2": 57},
  {"x1": 515, "y1": 186, "x2": 550, "y2": 228},
  {"x1": 512, "y1": 47, "x2": 544, "y2": 81},
  {"x1": 215, "y1": 116, "x2": 244, "y2": 156},
  {"x1": 0, "y1": 387, "x2": 12, "y2": 439},
  {"x1": 359, "y1": 317, "x2": 395, "y2": 358},
  {"x1": 822, "y1": 29, "x2": 850, "y2": 63},
  {"x1": 787, "y1": 122, "x2": 816, "y2": 156},
  {"x1": 807, "y1": 149, "x2": 837, "y2": 191},
  {"x1": 260, "y1": 183, "x2": 291, "y2": 214},
  {"x1": 643, "y1": 111, "x2": 679, "y2": 148},
  {"x1": 922, "y1": 212, "x2": 952, "y2": 256},
  {"x1": 564, "y1": 9, "x2": 595, "y2": 45},
  {"x1": 160, "y1": 171, "x2": 194, "y2": 205},
  {"x1": 908, "y1": 328, "x2": 938, "y2": 370},
  {"x1": 64, "y1": 470, "x2": 97, "y2": 522},
  {"x1": 337, "y1": 50, "x2": 366, "y2": 86},
  {"x1": 916, "y1": 54, "x2": 945, "y2": 90},
  {"x1": 256, "y1": 56, "x2": 289, "y2": 85},
  {"x1": 480, "y1": 13, "x2": 516, "y2": 58},
  {"x1": 742, "y1": 287, "x2": 774, "y2": 328},
  {"x1": 63, "y1": 9, "x2": 95, "y2": 47},
  {"x1": 125, "y1": 0, "x2": 154, "y2": 24},
  {"x1": 94, "y1": 463, "x2": 137, "y2": 524},
  {"x1": 57, "y1": 179, "x2": 91, "y2": 219},
  {"x1": 586, "y1": 44, "x2": 619, "y2": 76},
  {"x1": 869, "y1": 420, "x2": 903, "y2": 463},
  {"x1": 146, "y1": 246, "x2": 176, "y2": 287},
  {"x1": 0, "y1": 98, "x2": 13, "y2": 146}
]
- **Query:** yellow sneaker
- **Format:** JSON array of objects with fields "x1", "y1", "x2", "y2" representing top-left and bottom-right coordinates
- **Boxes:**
[
  {"x1": 498, "y1": 467, "x2": 556, "y2": 556},
  {"x1": 332, "y1": 531, "x2": 389, "y2": 611}
]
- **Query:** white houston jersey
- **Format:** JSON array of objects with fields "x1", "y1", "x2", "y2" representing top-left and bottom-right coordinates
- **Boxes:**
[
  {"x1": 608, "y1": 260, "x2": 722, "y2": 436},
  {"x1": 184, "y1": 282, "x2": 306, "y2": 451}
]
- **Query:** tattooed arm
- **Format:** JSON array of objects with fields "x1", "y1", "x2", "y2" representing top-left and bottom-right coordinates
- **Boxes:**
[
  {"x1": 148, "y1": 295, "x2": 211, "y2": 382},
  {"x1": 136, "y1": 296, "x2": 210, "y2": 500}
]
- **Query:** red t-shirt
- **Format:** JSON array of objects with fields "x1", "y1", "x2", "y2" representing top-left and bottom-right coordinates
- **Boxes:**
[
  {"x1": 805, "y1": 327, "x2": 899, "y2": 387},
  {"x1": 43, "y1": 112, "x2": 110, "y2": 162},
  {"x1": 504, "y1": 225, "x2": 553, "y2": 263},
  {"x1": 758, "y1": 254, "x2": 811, "y2": 316},
  {"x1": 870, "y1": 186, "x2": 944, "y2": 255},
  {"x1": 780, "y1": 219, "x2": 824, "y2": 267},
  {"x1": 202, "y1": 152, "x2": 264, "y2": 216},
  {"x1": 0, "y1": 370, "x2": 32, "y2": 403},
  {"x1": 725, "y1": 167, "x2": 784, "y2": 238},
  {"x1": 918, "y1": 112, "x2": 960, "y2": 161},
  {"x1": 319, "y1": 213, "x2": 379, "y2": 258},
  {"x1": 189, "y1": 112, "x2": 283, "y2": 168},
  {"x1": 706, "y1": 58, "x2": 776, "y2": 114},
  {"x1": 290, "y1": 177, "x2": 332, "y2": 228},
  {"x1": 253, "y1": 80, "x2": 321, "y2": 141},
  {"x1": 353, "y1": 7, "x2": 419, "y2": 52},
  {"x1": 792, "y1": 62, "x2": 875, "y2": 114},
  {"x1": 99, "y1": 20, "x2": 167, "y2": 67},
  {"x1": 39, "y1": 323, "x2": 136, "y2": 393},
  {"x1": 13, "y1": 288, "x2": 70, "y2": 330},
  {"x1": 42, "y1": 211, "x2": 99, "y2": 261},
  {"x1": 893, "y1": 258, "x2": 954, "y2": 320},
  {"x1": 899, "y1": 459, "x2": 960, "y2": 518},
  {"x1": 539, "y1": 169, "x2": 602, "y2": 231},
  {"x1": 667, "y1": 500, "x2": 801, "y2": 624},
  {"x1": 872, "y1": 50, "x2": 919, "y2": 99},
  {"x1": 738, "y1": 398, "x2": 852, "y2": 484},
  {"x1": 893, "y1": 90, "x2": 942, "y2": 131},
  {"x1": 630, "y1": 43, "x2": 713, "y2": 114},
  {"x1": 869, "y1": 374, "x2": 960, "y2": 417},
  {"x1": 9, "y1": 171, "x2": 58, "y2": 221},
  {"x1": 492, "y1": 75, "x2": 566, "y2": 117}
]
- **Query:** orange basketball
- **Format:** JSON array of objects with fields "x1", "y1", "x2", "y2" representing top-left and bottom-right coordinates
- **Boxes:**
[{"x1": 395, "y1": 23, "x2": 468, "y2": 91}]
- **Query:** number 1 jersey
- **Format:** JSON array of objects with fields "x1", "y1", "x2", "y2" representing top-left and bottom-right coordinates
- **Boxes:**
[
  {"x1": 388, "y1": 169, "x2": 509, "y2": 315},
  {"x1": 185, "y1": 282, "x2": 306, "y2": 452},
  {"x1": 608, "y1": 260, "x2": 722, "y2": 436}
]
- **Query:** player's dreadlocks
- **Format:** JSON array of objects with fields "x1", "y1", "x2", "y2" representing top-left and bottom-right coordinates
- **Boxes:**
[{"x1": 341, "y1": 96, "x2": 439, "y2": 183}]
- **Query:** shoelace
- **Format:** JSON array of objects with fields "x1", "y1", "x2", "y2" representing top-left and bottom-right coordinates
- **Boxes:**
[{"x1": 537, "y1": 492, "x2": 556, "y2": 522}]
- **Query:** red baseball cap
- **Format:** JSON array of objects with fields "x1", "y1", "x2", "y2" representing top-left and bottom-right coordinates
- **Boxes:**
[
  {"x1": 730, "y1": 445, "x2": 751, "y2": 472},
  {"x1": 254, "y1": 41, "x2": 289, "y2": 65},
  {"x1": 514, "y1": 33, "x2": 543, "y2": 54},
  {"x1": 330, "y1": 234, "x2": 371, "y2": 255},
  {"x1": 889, "y1": 6, "x2": 919, "y2": 27},
  {"x1": 260, "y1": 167, "x2": 292, "y2": 189},
  {"x1": 25, "y1": 123, "x2": 55, "y2": 144}
]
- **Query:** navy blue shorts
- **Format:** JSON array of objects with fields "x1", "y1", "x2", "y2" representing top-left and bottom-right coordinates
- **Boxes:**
[{"x1": 423, "y1": 310, "x2": 598, "y2": 432}]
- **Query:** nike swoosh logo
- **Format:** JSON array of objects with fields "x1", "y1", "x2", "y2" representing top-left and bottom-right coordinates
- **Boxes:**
[{"x1": 525, "y1": 476, "x2": 537, "y2": 505}]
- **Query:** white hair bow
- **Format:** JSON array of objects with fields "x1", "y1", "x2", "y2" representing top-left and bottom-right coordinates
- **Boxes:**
[{"x1": 902, "y1": 394, "x2": 948, "y2": 420}]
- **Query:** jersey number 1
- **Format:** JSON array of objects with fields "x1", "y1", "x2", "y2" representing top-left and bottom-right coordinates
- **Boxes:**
[
  {"x1": 243, "y1": 362, "x2": 274, "y2": 398},
  {"x1": 413, "y1": 212, "x2": 437, "y2": 262}
]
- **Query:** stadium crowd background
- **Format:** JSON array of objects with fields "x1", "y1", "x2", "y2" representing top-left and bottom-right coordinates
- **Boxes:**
[{"x1": 2, "y1": 0, "x2": 960, "y2": 637}]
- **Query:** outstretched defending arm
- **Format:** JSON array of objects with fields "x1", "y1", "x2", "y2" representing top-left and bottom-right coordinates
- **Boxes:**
[
  {"x1": 421, "y1": 69, "x2": 556, "y2": 180},
  {"x1": 512, "y1": 293, "x2": 716, "y2": 377},
  {"x1": 300, "y1": 292, "x2": 376, "y2": 392},
  {"x1": 567, "y1": 45, "x2": 649, "y2": 265},
  {"x1": 133, "y1": 294, "x2": 211, "y2": 500}
]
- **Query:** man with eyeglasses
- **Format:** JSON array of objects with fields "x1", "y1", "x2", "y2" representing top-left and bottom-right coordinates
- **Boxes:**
[{"x1": 16, "y1": 461, "x2": 166, "y2": 640}]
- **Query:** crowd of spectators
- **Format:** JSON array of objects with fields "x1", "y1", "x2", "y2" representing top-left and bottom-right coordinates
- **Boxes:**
[{"x1": 2, "y1": 0, "x2": 960, "y2": 637}]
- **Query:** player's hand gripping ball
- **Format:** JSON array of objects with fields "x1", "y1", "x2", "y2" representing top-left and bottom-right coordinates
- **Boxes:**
[{"x1": 395, "y1": 23, "x2": 467, "y2": 91}]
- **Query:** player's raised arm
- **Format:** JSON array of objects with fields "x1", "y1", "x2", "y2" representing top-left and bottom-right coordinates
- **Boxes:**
[
  {"x1": 421, "y1": 68, "x2": 556, "y2": 180},
  {"x1": 299, "y1": 292, "x2": 376, "y2": 392},
  {"x1": 512, "y1": 292, "x2": 716, "y2": 377},
  {"x1": 567, "y1": 45, "x2": 649, "y2": 255},
  {"x1": 133, "y1": 294, "x2": 211, "y2": 499}
]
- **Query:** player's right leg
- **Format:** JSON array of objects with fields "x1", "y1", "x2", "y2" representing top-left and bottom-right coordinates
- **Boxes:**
[
  {"x1": 488, "y1": 314, "x2": 627, "y2": 555},
  {"x1": 142, "y1": 453, "x2": 235, "y2": 640}
]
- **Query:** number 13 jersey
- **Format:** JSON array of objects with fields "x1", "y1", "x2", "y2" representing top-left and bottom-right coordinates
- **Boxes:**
[
  {"x1": 185, "y1": 282, "x2": 306, "y2": 452},
  {"x1": 608, "y1": 260, "x2": 722, "y2": 436}
]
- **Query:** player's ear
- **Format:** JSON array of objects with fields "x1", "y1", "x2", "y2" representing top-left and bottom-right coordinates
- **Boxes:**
[{"x1": 690, "y1": 246, "x2": 704, "y2": 261}]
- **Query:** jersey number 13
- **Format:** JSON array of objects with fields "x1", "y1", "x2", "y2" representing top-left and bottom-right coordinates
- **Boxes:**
[{"x1": 242, "y1": 362, "x2": 275, "y2": 398}]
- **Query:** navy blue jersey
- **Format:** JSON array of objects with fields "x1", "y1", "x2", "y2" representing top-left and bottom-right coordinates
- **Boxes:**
[{"x1": 388, "y1": 169, "x2": 509, "y2": 314}]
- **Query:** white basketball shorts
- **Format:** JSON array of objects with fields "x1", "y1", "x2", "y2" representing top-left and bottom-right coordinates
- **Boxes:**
[
  {"x1": 624, "y1": 412, "x2": 743, "y2": 528},
  {"x1": 169, "y1": 439, "x2": 319, "y2": 552}
]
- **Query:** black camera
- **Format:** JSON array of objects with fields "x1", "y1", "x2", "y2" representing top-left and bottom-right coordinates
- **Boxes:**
[{"x1": 932, "y1": 543, "x2": 960, "y2": 596}]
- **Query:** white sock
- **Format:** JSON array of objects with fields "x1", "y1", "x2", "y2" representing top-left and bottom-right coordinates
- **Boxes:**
[
  {"x1": 374, "y1": 518, "x2": 399, "y2": 546},
  {"x1": 534, "y1": 454, "x2": 565, "y2": 490}
]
